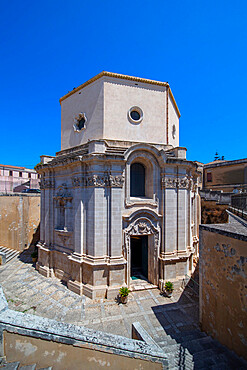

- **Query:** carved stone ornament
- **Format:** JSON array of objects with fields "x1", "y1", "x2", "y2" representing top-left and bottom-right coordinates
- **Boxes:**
[
  {"x1": 55, "y1": 183, "x2": 72, "y2": 199},
  {"x1": 161, "y1": 175, "x2": 192, "y2": 190},
  {"x1": 40, "y1": 178, "x2": 55, "y2": 189},
  {"x1": 108, "y1": 175, "x2": 125, "y2": 187},
  {"x1": 124, "y1": 217, "x2": 160, "y2": 286},
  {"x1": 85, "y1": 174, "x2": 125, "y2": 188},
  {"x1": 73, "y1": 112, "x2": 87, "y2": 132},
  {"x1": 72, "y1": 176, "x2": 83, "y2": 187}
]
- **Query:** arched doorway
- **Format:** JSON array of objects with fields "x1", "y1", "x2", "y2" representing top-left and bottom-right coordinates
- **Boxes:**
[{"x1": 124, "y1": 216, "x2": 160, "y2": 287}]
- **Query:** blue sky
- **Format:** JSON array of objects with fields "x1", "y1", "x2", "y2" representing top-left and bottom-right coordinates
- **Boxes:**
[{"x1": 0, "y1": 0, "x2": 246, "y2": 168}]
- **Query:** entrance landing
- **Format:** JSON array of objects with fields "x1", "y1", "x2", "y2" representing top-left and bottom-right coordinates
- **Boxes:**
[{"x1": 130, "y1": 275, "x2": 158, "y2": 292}]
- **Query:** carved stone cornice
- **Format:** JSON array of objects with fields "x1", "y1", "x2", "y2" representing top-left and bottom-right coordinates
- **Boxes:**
[
  {"x1": 108, "y1": 174, "x2": 125, "y2": 187},
  {"x1": 40, "y1": 178, "x2": 55, "y2": 189},
  {"x1": 72, "y1": 173, "x2": 125, "y2": 188},
  {"x1": 161, "y1": 175, "x2": 193, "y2": 190}
]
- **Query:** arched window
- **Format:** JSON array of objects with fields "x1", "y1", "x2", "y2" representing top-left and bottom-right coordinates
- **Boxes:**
[{"x1": 130, "y1": 163, "x2": 145, "y2": 197}]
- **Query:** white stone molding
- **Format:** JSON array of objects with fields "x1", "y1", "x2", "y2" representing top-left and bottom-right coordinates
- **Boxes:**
[{"x1": 55, "y1": 229, "x2": 72, "y2": 245}]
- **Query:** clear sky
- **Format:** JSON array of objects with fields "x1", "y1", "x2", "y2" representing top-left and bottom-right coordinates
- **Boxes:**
[{"x1": 0, "y1": 0, "x2": 246, "y2": 168}]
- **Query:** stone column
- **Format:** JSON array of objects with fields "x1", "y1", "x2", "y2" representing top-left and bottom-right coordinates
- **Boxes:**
[{"x1": 73, "y1": 188, "x2": 84, "y2": 255}]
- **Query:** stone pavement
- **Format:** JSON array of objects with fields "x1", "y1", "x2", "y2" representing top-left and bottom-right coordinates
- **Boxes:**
[
  {"x1": 1, "y1": 249, "x2": 247, "y2": 369},
  {"x1": 0, "y1": 248, "x2": 199, "y2": 340}
]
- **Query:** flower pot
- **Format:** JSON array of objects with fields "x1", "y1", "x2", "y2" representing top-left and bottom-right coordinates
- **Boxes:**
[
  {"x1": 165, "y1": 290, "x2": 172, "y2": 298},
  {"x1": 120, "y1": 295, "x2": 128, "y2": 304}
]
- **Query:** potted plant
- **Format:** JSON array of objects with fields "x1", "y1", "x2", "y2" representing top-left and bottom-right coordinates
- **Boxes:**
[
  {"x1": 119, "y1": 286, "x2": 130, "y2": 304},
  {"x1": 31, "y1": 251, "x2": 38, "y2": 263},
  {"x1": 164, "y1": 281, "x2": 174, "y2": 297}
]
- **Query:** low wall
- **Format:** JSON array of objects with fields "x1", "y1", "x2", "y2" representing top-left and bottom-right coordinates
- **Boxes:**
[
  {"x1": 199, "y1": 225, "x2": 247, "y2": 360},
  {"x1": 0, "y1": 194, "x2": 40, "y2": 251},
  {"x1": 0, "y1": 287, "x2": 167, "y2": 369}
]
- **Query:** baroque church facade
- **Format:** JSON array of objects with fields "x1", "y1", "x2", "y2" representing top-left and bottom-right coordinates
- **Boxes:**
[{"x1": 36, "y1": 72, "x2": 201, "y2": 299}]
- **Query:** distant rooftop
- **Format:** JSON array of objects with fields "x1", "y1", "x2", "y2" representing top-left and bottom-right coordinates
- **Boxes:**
[{"x1": 204, "y1": 158, "x2": 247, "y2": 168}]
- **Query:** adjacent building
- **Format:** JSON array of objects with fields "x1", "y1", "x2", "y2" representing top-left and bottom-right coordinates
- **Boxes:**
[
  {"x1": 0, "y1": 164, "x2": 40, "y2": 193},
  {"x1": 203, "y1": 158, "x2": 247, "y2": 193},
  {"x1": 36, "y1": 71, "x2": 201, "y2": 299}
]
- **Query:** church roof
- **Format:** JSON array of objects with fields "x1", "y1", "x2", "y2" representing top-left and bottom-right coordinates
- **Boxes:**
[{"x1": 59, "y1": 71, "x2": 180, "y2": 117}]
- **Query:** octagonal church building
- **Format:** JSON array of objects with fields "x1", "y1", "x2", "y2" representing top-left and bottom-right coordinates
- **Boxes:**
[{"x1": 36, "y1": 72, "x2": 201, "y2": 299}]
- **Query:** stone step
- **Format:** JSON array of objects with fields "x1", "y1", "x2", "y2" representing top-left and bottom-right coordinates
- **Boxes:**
[
  {"x1": 155, "y1": 328, "x2": 247, "y2": 369},
  {"x1": 0, "y1": 363, "x2": 53, "y2": 370},
  {"x1": 0, "y1": 247, "x2": 19, "y2": 264},
  {"x1": 0, "y1": 362, "x2": 20, "y2": 370}
]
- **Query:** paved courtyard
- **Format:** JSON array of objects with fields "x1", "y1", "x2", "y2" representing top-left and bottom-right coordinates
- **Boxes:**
[{"x1": 0, "y1": 248, "x2": 199, "y2": 341}]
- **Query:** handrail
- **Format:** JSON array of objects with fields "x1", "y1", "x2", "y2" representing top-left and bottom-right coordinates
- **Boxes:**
[{"x1": 181, "y1": 274, "x2": 199, "y2": 295}]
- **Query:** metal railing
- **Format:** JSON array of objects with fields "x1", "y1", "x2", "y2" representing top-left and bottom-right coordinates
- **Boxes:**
[{"x1": 181, "y1": 274, "x2": 199, "y2": 296}]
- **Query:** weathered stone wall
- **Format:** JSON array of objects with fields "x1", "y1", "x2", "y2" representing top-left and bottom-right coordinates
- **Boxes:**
[
  {"x1": 199, "y1": 227, "x2": 247, "y2": 360},
  {"x1": 0, "y1": 194, "x2": 40, "y2": 251}
]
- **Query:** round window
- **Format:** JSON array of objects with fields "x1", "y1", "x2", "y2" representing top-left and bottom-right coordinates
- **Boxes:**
[
  {"x1": 130, "y1": 110, "x2": 140, "y2": 121},
  {"x1": 128, "y1": 106, "x2": 143, "y2": 124}
]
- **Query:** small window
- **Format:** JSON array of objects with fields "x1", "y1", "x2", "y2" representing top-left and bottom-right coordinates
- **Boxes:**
[
  {"x1": 9, "y1": 170, "x2": 13, "y2": 176},
  {"x1": 19, "y1": 172, "x2": 22, "y2": 177},
  {"x1": 28, "y1": 173, "x2": 31, "y2": 179},
  {"x1": 128, "y1": 106, "x2": 143, "y2": 124},
  {"x1": 130, "y1": 163, "x2": 145, "y2": 197},
  {"x1": 207, "y1": 172, "x2": 212, "y2": 182}
]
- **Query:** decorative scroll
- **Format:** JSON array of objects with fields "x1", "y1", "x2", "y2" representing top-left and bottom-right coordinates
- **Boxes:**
[
  {"x1": 85, "y1": 174, "x2": 125, "y2": 188},
  {"x1": 161, "y1": 175, "x2": 193, "y2": 190},
  {"x1": 72, "y1": 176, "x2": 83, "y2": 187},
  {"x1": 40, "y1": 178, "x2": 55, "y2": 189},
  {"x1": 108, "y1": 175, "x2": 125, "y2": 187}
]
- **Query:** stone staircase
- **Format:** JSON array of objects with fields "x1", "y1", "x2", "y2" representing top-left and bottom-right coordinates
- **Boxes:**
[
  {"x1": 0, "y1": 362, "x2": 51, "y2": 370},
  {"x1": 0, "y1": 247, "x2": 19, "y2": 265},
  {"x1": 155, "y1": 328, "x2": 247, "y2": 369}
]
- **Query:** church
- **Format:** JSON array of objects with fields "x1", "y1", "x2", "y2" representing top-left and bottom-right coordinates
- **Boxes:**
[{"x1": 36, "y1": 72, "x2": 201, "y2": 299}]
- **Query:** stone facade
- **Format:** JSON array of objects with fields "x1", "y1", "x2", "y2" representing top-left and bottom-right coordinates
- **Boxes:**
[{"x1": 36, "y1": 72, "x2": 201, "y2": 299}]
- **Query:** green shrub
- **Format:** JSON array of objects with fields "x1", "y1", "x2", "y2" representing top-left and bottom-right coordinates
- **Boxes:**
[
  {"x1": 165, "y1": 281, "x2": 174, "y2": 292},
  {"x1": 119, "y1": 287, "x2": 130, "y2": 297}
]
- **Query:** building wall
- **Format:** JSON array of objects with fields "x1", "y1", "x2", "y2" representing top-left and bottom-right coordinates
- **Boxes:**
[
  {"x1": 61, "y1": 78, "x2": 104, "y2": 150},
  {"x1": 0, "y1": 166, "x2": 39, "y2": 193},
  {"x1": 204, "y1": 161, "x2": 247, "y2": 192},
  {"x1": 0, "y1": 194, "x2": 40, "y2": 251},
  {"x1": 103, "y1": 78, "x2": 179, "y2": 146},
  {"x1": 199, "y1": 228, "x2": 247, "y2": 360},
  {"x1": 60, "y1": 76, "x2": 180, "y2": 150}
]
